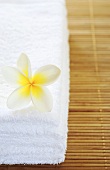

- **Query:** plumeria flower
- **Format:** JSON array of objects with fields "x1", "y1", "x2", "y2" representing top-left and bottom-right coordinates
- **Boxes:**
[{"x1": 2, "y1": 53, "x2": 61, "y2": 112}]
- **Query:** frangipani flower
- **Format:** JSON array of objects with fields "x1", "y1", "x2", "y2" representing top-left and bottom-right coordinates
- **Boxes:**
[{"x1": 2, "y1": 53, "x2": 61, "y2": 112}]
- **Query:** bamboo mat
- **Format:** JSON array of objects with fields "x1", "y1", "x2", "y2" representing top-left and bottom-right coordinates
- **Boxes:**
[{"x1": 1, "y1": 0, "x2": 110, "y2": 170}]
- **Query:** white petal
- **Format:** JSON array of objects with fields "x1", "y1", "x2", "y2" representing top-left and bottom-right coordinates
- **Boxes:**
[
  {"x1": 31, "y1": 85, "x2": 53, "y2": 112},
  {"x1": 7, "y1": 85, "x2": 31, "y2": 109},
  {"x1": 2, "y1": 66, "x2": 29, "y2": 86},
  {"x1": 17, "y1": 53, "x2": 32, "y2": 78},
  {"x1": 33, "y1": 65, "x2": 61, "y2": 86}
]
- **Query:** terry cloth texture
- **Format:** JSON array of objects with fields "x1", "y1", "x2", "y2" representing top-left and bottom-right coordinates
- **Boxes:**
[{"x1": 0, "y1": 0, "x2": 70, "y2": 164}]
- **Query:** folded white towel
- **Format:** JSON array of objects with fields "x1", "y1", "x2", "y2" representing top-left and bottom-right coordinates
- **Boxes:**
[{"x1": 0, "y1": 0, "x2": 69, "y2": 164}]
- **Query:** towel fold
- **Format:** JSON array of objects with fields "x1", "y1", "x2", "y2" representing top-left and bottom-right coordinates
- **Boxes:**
[{"x1": 0, "y1": 0, "x2": 69, "y2": 164}]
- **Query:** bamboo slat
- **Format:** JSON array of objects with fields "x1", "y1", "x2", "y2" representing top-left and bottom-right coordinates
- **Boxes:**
[{"x1": 1, "y1": 0, "x2": 110, "y2": 170}]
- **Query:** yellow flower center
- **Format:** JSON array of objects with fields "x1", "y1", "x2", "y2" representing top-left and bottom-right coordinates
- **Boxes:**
[
  {"x1": 29, "y1": 80, "x2": 35, "y2": 86},
  {"x1": 18, "y1": 73, "x2": 47, "y2": 88}
]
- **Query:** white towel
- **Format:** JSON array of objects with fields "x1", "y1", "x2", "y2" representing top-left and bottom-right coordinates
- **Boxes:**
[{"x1": 0, "y1": 0, "x2": 69, "y2": 164}]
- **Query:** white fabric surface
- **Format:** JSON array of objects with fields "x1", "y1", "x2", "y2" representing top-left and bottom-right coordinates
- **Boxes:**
[{"x1": 0, "y1": 0, "x2": 69, "y2": 164}]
